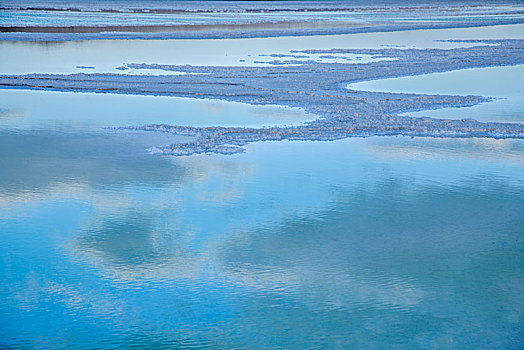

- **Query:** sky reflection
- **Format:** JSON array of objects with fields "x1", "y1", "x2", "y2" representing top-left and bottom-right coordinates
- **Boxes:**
[{"x1": 1, "y1": 132, "x2": 523, "y2": 348}]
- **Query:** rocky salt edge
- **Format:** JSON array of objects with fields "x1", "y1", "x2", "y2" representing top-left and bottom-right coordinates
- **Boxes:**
[
  {"x1": 1, "y1": 1, "x2": 522, "y2": 42},
  {"x1": 2, "y1": 18, "x2": 523, "y2": 41},
  {"x1": 4, "y1": 0, "x2": 521, "y2": 15},
  {"x1": 0, "y1": 39, "x2": 523, "y2": 156}
]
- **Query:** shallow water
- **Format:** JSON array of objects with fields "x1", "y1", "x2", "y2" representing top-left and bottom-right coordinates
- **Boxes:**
[
  {"x1": 1, "y1": 129, "x2": 523, "y2": 348},
  {"x1": 1, "y1": 7, "x2": 524, "y2": 348},
  {"x1": 347, "y1": 64, "x2": 524, "y2": 123},
  {"x1": 0, "y1": 88, "x2": 316, "y2": 129},
  {"x1": 0, "y1": 79, "x2": 523, "y2": 348},
  {"x1": 1, "y1": 24, "x2": 523, "y2": 74}
]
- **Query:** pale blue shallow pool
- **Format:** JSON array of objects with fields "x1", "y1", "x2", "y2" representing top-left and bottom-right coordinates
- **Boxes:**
[
  {"x1": 0, "y1": 89, "x2": 317, "y2": 129},
  {"x1": 347, "y1": 64, "x2": 524, "y2": 123}
]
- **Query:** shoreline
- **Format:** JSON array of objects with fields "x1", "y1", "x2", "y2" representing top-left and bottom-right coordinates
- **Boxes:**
[
  {"x1": 0, "y1": 21, "x2": 371, "y2": 34},
  {"x1": 2, "y1": 18, "x2": 523, "y2": 41},
  {"x1": 1, "y1": 1, "x2": 511, "y2": 13},
  {"x1": 2, "y1": 39, "x2": 523, "y2": 155}
]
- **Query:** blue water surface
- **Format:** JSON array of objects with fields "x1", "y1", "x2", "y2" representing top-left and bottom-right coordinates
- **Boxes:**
[
  {"x1": 1, "y1": 126, "x2": 523, "y2": 348},
  {"x1": 0, "y1": 12, "x2": 523, "y2": 348}
]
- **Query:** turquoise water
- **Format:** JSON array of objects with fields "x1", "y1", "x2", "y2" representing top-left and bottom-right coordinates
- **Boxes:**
[
  {"x1": 1, "y1": 104, "x2": 523, "y2": 347},
  {"x1": 1, "y1": 20, "x2": 524, "y2": 348}
]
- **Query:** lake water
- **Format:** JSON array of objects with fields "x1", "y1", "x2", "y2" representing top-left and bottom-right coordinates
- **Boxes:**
[
  {"x1": 1, "y1": 21, "x2": 523, "y2": 349},
  {"x1": 347, "y1": 64, "x2": 524, "y2": 123},
  {"x1": 1, "y1": 24, "x2": 523, "y2": 74},
  {"x1": 1, "y1": 129, "x2": 523, "y2": 348},
  {"x1": 0, "y1": 89, "x2": 316, "y2": 129}
]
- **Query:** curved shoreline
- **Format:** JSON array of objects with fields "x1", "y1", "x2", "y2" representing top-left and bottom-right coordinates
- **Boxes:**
[{"x1": 1, "y1": 39, "x2": 523, "y2": 155}]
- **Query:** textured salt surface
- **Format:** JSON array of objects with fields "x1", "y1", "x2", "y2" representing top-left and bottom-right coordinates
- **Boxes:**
[
  {"x1": 2, "y1": 18, "x2": 523, "y2": 41},
  {"x1": 3, "y1": 0, "x2": 521, "y2": 13},
  {"x1": 2, "y1": 1, "x2": 523, "y2": 41},
  {"x1": 2, "y1": 0, "x2": 523, "y2": 39},
  {"x1": 9, "y1": 24, "x2": 519, "y2": 76},
  {"x1": 1, "y1": 39, "x2": 523, "y2": 155}
]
